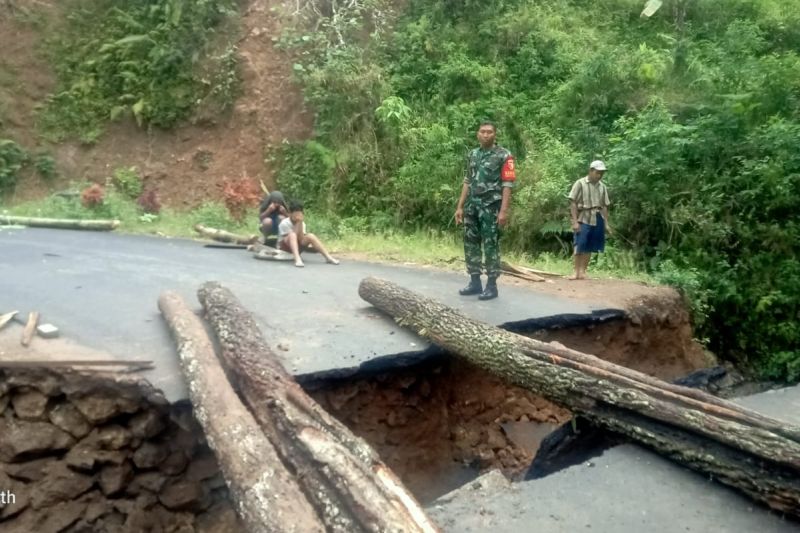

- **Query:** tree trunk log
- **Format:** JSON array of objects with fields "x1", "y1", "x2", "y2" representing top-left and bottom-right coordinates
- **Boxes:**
[
  {"x1": 358, "y1": 277, "x2": 800, "y2": 517},
  {"x1": 0, "y1": 215, "x2": 120, "y2": 231},
  {"x1": 197, "y1": 282, "x2": 439, "y2": 533},
  {"x1": 20, "y1": 311, "x2": 39, "y2": 347},
  {"x1": 158, "y1": 291, "x2": 325, "y2": 533},
  {"x1": 193, "y1": 224, "x2": 259, "y2": 245}
]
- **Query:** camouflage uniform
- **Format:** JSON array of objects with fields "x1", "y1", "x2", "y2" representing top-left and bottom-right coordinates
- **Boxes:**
[{"x1": 463, "y1": 145, "x2": 515, "y2": 277}]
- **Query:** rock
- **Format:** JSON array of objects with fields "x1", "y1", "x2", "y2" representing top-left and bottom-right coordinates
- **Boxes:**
[
  {"x1": 159, "y1": 479, "x2": 211, "y2": 512},
  {"x1": 0, "y1": 395, "x2": 8, "y2": 415},
  {"x1": 94, "y1": 425, "x2": 132, "y2": 450},
  {"x1": 95, "y1": 510, "x2": 125, "y2": 532},
  {"x1": 36, "y1": 500, "x2": 87, "y2": 533},
  {"x1": 36, "y1": 324, "x2": 59, "y2": 339},
  {"x1": 65, "y1": 431, "x2": 130, "y2": 471},
  {"x1": 130, "y1": 471, "x2": 168, "y2": 493},
  {"x1": 3, "y1": 457, "x2": 55, "y2": 481},
  {"x1": 82, "y1": 491, "x2": 112, "y2": 523},
  {"x1": 49, "y1": 403, "x2": 92, "y2": 439},
  {"x1": 151, "y1": 504, "x2": 195, "y2": 533},
  {"x1": 128, "y1": 409, "x2": 166, "y2": 439},
  {"x1": 195, "y1": 501, "x2": 241, "y2": 533},
  {"x1": 160, "y1": 449, "x2": 189, "y2": 476},
  {"x1": 132, "y1": 442, "x2": 168, "y2": 469},
  {"x1": 6, "y1": 372, "x2": 62, "y2": 396},
  {"x1": 203, "y1": 472, "x2": 227, "y2": 491},
  {"x1": 185, "y1": 451, "x2": 220, "y2": 482},
  {"x1": 31, "y1": 462, "x2": 94, "y2": 508},
  {"x1": 68, "y1": 391, "x2": 140, "y2": 424},
  {"x1": 487, "y1": 427, "x2": 508, "y2": 450},
  {"x1": 0, "y1": 418, "x2": 75, "y2": 462},
  {"x1": 0, "y1": 471, "x2": 29, "y2": 519},
  {"x1": 11, "y1": 389, "x2": 49, "y2": 420},
  {"x1": 99, "y1": 461, "x2": 133, "y2": 496}
]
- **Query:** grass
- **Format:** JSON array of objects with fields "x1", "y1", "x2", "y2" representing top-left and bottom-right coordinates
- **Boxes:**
[{"x1": 1, "y1": 190, "x2": 655, "y2": 282}]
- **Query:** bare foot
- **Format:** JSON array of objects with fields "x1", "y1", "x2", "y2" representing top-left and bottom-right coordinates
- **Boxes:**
[
  {"x1": 295, "y1": 260, "x2": 305, "y2": 268},
  {"x1": 326, "y1": 257, "x2": 340, "y2": 265}
]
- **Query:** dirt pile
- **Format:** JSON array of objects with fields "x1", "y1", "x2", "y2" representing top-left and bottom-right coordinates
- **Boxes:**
[{"x1": 0, "y1": 368, "x2": 240, "y2": 533}]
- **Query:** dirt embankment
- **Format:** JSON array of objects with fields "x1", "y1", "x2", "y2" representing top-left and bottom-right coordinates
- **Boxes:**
[{"x1": 2, "y1": 0, "x2": 312, "y2": 207}]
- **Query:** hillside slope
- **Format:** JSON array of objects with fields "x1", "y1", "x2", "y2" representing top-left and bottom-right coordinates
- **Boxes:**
[{"x1": 0, "y1": 0, "x2": 312, "y2": 207}]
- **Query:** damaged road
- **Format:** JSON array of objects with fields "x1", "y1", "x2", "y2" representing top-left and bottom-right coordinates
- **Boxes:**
[{"x1": 0, "y1": 227, "x2": 619, "y2": 401}]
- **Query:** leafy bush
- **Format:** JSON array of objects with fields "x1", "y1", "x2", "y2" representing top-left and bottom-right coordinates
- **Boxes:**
[
  {"x1": 0, "y1": 139, "x2": 28, "y2": 192},
  {"x1": 33, "y1": 154, "x2": 57, "y2": 180},
  {"x1": 113, "y1": 166, "x2": 143, "y2": 199},
  {"x1": 39, "y1": 0, "x2": 238, "y2": 141}
]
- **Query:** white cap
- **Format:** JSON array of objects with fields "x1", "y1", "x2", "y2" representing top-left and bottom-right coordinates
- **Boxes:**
[{"x1": 590, "y1": 160, "x2": 607, "y2": 171}]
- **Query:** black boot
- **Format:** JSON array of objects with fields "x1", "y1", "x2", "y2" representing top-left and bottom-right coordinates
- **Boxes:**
[
  {"x1": 478, "y1": 276, "x2": 498, "y2": 300},
  {"x1": 459, "y1": 274, "x2": 483, "y2": 296}
]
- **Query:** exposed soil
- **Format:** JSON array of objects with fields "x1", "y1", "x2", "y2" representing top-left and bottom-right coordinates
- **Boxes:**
[{"x1": 1, "y1": 0, "x2": 312, "y2": 208}]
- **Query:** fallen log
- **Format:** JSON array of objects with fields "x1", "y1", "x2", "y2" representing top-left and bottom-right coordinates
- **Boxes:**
[
  {"x1": 193, "y1": 224, "x2": 259, "y2": 245},
  {"x1": 158, "y1": 291, "x2": 324, "y2": 533},
  {"x1": 20, "y1": 311, "x2": 39, "y2": 347},
  {"x1": 358, "y1": 277, "x2": 800, "y2": 516},
  {"x1": 0, "y1": 310, "x2": 17, "y2": 331},
  {"x1": 500, "y1": 261, "x2": 546, "y2": 282},
  {"x1": 198, "y1": 282, "x2": 439, "y2": 533},
  {"x1": 0, "y1": 215, "x2": 120, "y2": 231}
]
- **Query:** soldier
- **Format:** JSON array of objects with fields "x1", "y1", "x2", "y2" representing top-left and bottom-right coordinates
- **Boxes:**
[{"x1": 454, "y1": 121, "x2": 516, "y2": 300}]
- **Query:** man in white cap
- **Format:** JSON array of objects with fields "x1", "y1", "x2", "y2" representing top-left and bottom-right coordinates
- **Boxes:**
[{"x1": 567, "y1": 160, "x2": 612, "y2": 280}]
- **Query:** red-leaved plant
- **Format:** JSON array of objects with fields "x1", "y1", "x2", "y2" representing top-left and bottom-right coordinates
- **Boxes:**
[
  {"x1": 137, "y1": 189, "x2": 162, "y2": 214},
  {"x1": 221, "y1": 177, "x2": 260, "y2": 221},
  {"x1": 81, "y1": 184, "x2": 105, "y2": 208}
]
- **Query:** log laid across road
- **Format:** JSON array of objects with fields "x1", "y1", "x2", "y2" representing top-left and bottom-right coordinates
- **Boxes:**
[
  {"x1": 0, "y1": 215, "x2": 120, "y2": 230},
  {"x1": 358, "y1": 276, "x2": 800, "y2": 517}
]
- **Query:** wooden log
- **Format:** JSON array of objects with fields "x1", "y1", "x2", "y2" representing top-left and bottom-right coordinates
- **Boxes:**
[
  {"x1": 158, "y1": 291, "x2": 324, "y2": 533},
  {"x1": 193, "y1": 224, "x2": 259, "y2": 245},
  {"x1": 358, "y1": 277, "x2": 800, "y2": 516},
  {"x1": 0, "y1": 215, "x2": 120, "y2": 231},
  {"x1": 20, "y1": 312, "x2": 39, "y2": 347},
  {"x1": 197, "y1": 282, "x2": 439, "y2": 533},
  {"x1": 0, "y1": 310, "x2": 17, "y2": 331},
  {"x1": 500, "y1": 261, "x2": 546, "y2": 282}
]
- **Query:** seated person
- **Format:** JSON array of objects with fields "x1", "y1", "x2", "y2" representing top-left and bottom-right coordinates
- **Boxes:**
[
  {"x1": 258, "y1": 191, "x2": 288, "y2": 238},
  {"x1": 278, "y1": 201, "x2": 339, "y2": 268}
]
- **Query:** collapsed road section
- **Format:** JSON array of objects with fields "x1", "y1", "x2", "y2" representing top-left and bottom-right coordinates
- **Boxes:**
[{"x1": 1, "y1": 278, "x2": 797, "y2": 531}]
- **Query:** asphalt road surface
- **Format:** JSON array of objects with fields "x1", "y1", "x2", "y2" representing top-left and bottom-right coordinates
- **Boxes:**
[{"x1": 1, "y1": 227, "x2": 620, "y2": 400}]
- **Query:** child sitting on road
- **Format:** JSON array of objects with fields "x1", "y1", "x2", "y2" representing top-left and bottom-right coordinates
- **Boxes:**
[
  {"x1": 258, "y1": 191, "x2": 288, "y2": 239},
  {"x1": 278, "y1": 201, "x2": 339, "y2": 268}
]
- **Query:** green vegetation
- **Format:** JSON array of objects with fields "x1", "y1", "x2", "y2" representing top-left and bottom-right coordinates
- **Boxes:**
[
  {"x1": 39, "y1": 0, "x2": 239, "y2": 143},
  {"x1": 276, "y1": 0, "x2": 800, "y2": 380},
  {"x1": 0, "y1": 140, "x2": 57, "y2": 191}
]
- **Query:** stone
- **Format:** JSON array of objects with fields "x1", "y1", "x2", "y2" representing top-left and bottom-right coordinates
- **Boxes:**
[
  {"x1": 68, "y1": 391, "x2": 140, "y2": 424},
  {"x1": 31, "y1": 462, "x2": 94, "y2": 508},
  {"x1": 6, "y1": 371, "x2": 62, "y2": 396},
  {"x1": 487, "y1": 427, "x2": 508, "y2": 450},
  {"x1": 159, "y1": 479, "x2": 211, "y2": 512},
  {"x1": 0, "y1": 471, "x2": 29, "y2": 519},
  {"x1": 94, "y1": 425, "x2": 132, "y2": 450},
  {"x1": 151, "y1": 504, "x2": 196, "y2": 533},
  {"x1": 99, "y1": 461, "x2": 134, "y2": 496},
  {"x1": 196, "y1": 501, "x2": 241, "y2": 533},
  {"x1": 82, "y1": 491, "x2": 112, "y2": 523},
  {"x1": 36, "y1": 323, "x2": 59, "y2": 338},
  {"x1": 65, "y1": 443, "x2": 126, "y2": 471},
  {"x1": 128, "y1": 409, "x2": 166, "y2": 439},
  {"x1": 0, "y1": 395, "x2": 8, "y2": 415},
  {"x1": 49, "y1": 402, "x2": 92, "y2": 439},
  {"x1": 130, "y1": 471, "x2": 168, "y2": 493},
  {"x1": 3, "y1": 457, "x2": 55, "y2": 482},
  {"x1": 0, "y1": 418, "x2": 75, "y2": 462},
  {"x1": 185, "y1": 451, "x2": 220, "y2": 482},
  {"x1": 203, "y1": 473, "x2": 227, "y2": 491},
  {"x1": 11, "y1": 389, "x2": 49, "y2": 420},
  {"x1": 36, "y1": 500, "x2": 87, "y2": 533},
  {"x1": 132, "y1": 442, "x2": 168, "y2": 469},
  {"x1": 160, "y1": 450, "x2": 189, "y2": 476}
]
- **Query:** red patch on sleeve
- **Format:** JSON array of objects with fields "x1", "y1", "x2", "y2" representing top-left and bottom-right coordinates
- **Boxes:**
[{"x1": 501, "y1": 156, "x2": 516, "y2": 181}]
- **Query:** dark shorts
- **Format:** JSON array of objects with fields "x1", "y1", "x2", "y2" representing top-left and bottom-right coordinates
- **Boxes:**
[
  {"x1": 262, "y1": 213, "x2": 280, "y2": 235},
  {"x1": 574, "y1": 215, "x2": 605, "y2": 254}
]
